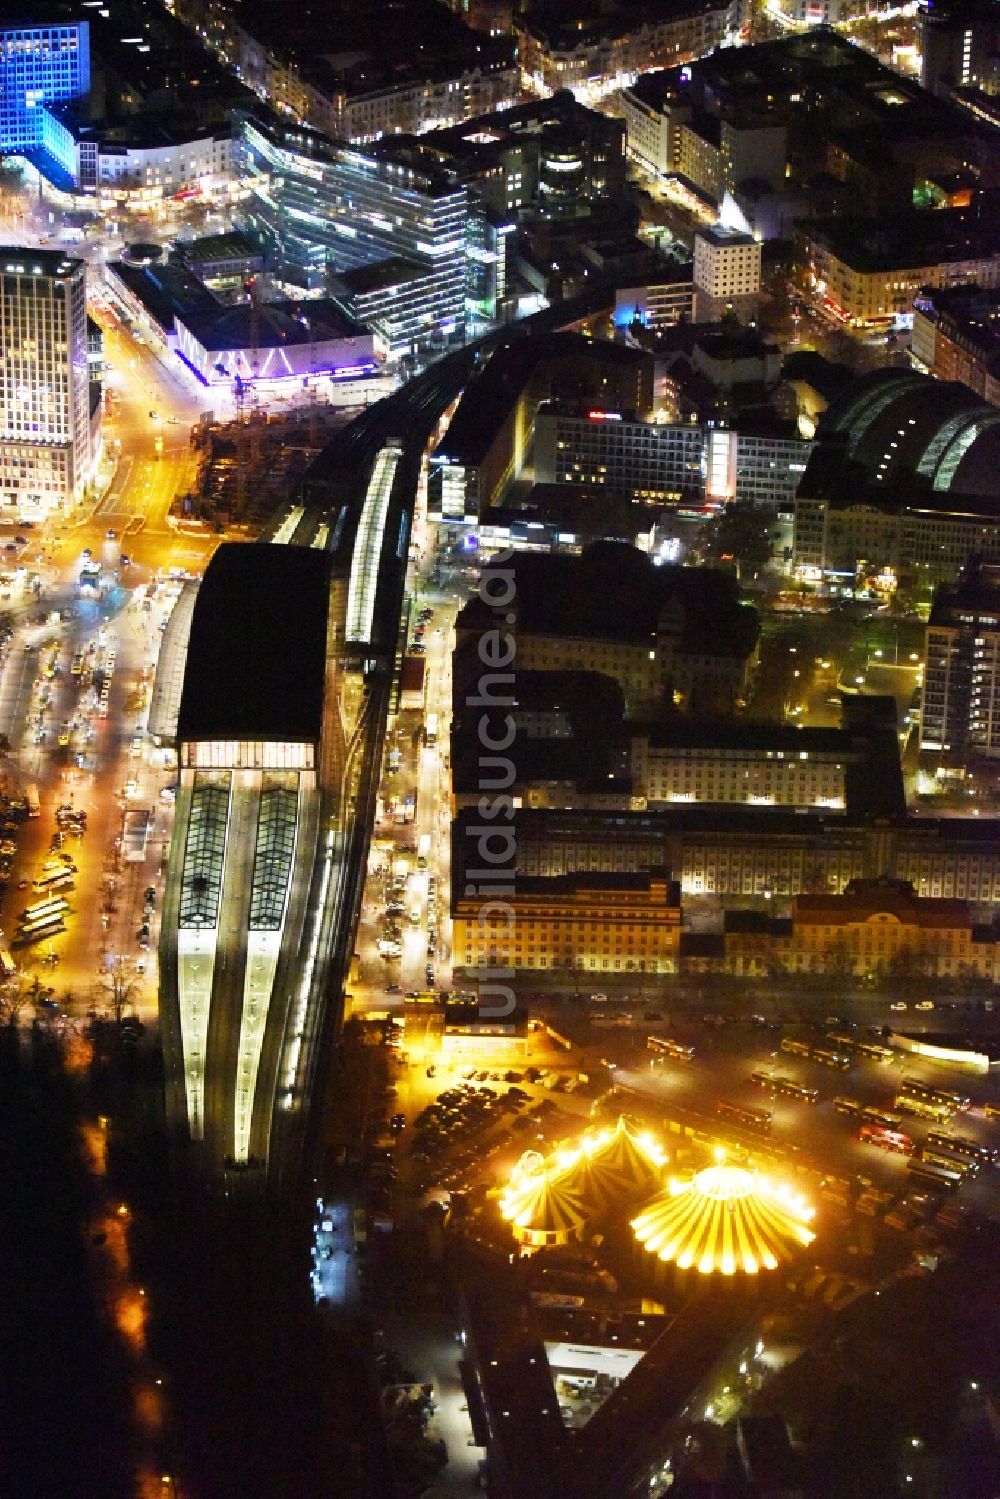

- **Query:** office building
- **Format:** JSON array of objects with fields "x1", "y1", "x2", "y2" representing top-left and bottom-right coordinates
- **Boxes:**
[
  {"x1": 921, "y1": 564, "x2": 1000, "y2": 761},
  {"x1": 416, "y1": 92, "x2": 626, "y2": 219},
  {"x1": 452, "y1": 696, "x2": 897, "y2": 814},
  {"x1": 792, "y1": 489, "x2": 1000, "y2": 585},
  {"x1": 724, "y1": 879, "x2": 1000, "y2": 982},
  {"x1": 630, "y1": 722, "x2": 860, "y2": 811},
  {"x1": 613, "y1": 272, "x2": 694, "y2": 331},
  {"x1": 531, "y1": 401, "x2": 811, "y2": 508},
  {"x1": 0, "y1": 249, "x2": 97, "y2": 519},
  {"x1": 456, "y1": 544, "x2": 759, "y2": 716},
  {"x1": 239, "y1": 114, "x2": 467, "y2": 356},
  {"x1": 693, "y1": 225, "x2": 761, "y2": 325},
  {"x1": 452, "y1": 863, "x2": 682, "y2": 977},
  {"x1": 459, "y1": 799, "x2": 1000, "y2": 907},
  {"x1": 429, "y1": 333, "x2": 653, "y2": 524},
  {"x1": 785, "y1": 879, "x2": 982, "y2": 980},
  {"x1": 0, "y1": 20, "x2": 90, "y2": 159}
]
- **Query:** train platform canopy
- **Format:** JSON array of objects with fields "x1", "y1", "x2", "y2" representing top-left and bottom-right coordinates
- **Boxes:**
[{"x1": 177, "y1": 543, "x2": 334, "y2": 746}]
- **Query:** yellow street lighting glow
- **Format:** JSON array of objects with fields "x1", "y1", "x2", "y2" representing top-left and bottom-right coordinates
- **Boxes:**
[{"x1": 631, "y1": 1159, "x2": 815, "y2": 1275}]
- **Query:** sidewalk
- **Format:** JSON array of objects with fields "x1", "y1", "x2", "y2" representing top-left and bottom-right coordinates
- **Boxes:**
[{"x1": 381, "y1": 1311, "x2": 483, "y2": 1497}]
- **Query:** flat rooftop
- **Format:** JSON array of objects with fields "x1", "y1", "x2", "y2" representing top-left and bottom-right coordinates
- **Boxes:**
[
  {"x1": 177, "y1": 232, "x2": 264, "y2": 265},
  {"x1": 333, "y1": 258, "x2": 429, "y2": 297},
  {"x1": 177, "y1": 543, "x2": 333, "y2": 744},
  {"x1": 460, "y1": 542, "x2": 759, "y2": 659},
  {"x1": 0, "y1": 246, "x2": 83, "y2": 279},
  {"x1": 182, "y1": 299, "x2": 368, "y2": 352}
]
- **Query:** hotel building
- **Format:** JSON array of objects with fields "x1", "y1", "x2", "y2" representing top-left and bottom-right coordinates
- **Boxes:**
[{"x1": 0, "y1": 249, "x2": 97, "y2": 518}]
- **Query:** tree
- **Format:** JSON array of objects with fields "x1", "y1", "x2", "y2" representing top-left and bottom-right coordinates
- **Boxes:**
[
  {"x1": 701, "y1": 500, "x2": 772, "y2": 580},
  {"x1": 0, "y1": 979, "x2": 32, "y2": 1026},
  {"x1": 92, "y1": 958, "x2": 139, "y2": 1025}
]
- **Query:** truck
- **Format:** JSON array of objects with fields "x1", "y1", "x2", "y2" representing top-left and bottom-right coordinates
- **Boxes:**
[
  {"x1": 417, "y1": 833, "x2": 431, "y2": 869},
  {"x1": 425, "y1": 712, "x2": 438, "y2": 746},
  {"x1": 25, "y1": 783, "x2": 40, "y2": 819},
  {"x1": 123, "y1": 808, "x2": 151, "y2": 862}
]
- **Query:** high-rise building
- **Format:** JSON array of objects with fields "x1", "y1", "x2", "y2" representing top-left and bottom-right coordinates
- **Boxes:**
[
  {"x1": 239, "y1": 114, "x2": 467, "y2": 358},
  {"x1": 0, "y1": 248, "x2": 96, "y2": 518},
  {"x1": 921, "y1": 564, "x2": 1000, "y2": 760},
  {"x1": 693, "y1": 225, "x2": 761, "y2": 325},
  {"x1": 919, "y1": 0, "x2": 1000, "y2": 99},
  {"x1": 0, "y1": 21, "x2": 90, "y2": 156}
]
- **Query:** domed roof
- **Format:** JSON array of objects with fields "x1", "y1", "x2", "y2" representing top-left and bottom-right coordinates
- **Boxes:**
[
  {"x1": 500, "y1": 1168, "x2": 587, "y2": 1239},
  {"x1": 631, "y1": 1159, "x2": 815, "y2": 1275},
  {"x1": 585, "y1": 1117, "x2": 665, "y2": 1189}
]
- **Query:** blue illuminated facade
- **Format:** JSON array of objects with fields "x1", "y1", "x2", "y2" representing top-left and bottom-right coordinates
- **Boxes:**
[{"x1": 0, "y1": 22, "x2": 90, "y2": 160}]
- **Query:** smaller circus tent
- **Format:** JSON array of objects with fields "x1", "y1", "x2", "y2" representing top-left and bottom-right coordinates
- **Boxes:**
[
  {"x1": 587, "y1": 1117, "x2": 664, "y2": 1188},
  {"x1": 500, "y1": 1164, "x2": 588, "y2": 1248},
  {"x1": 554, "y1": 1117, "x2": 664, "y2": 1209},
  {"x1": 631, "y1": 1160, "x2": 815, "y2": 1276}
]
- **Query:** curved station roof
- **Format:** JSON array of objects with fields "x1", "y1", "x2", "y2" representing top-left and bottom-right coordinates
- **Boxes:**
[
  {"x1": 176, "y1": 543, "x2": 334, "y2": 744},
  {"x1": 631, "y1": 1159, "x2": 815, "y2": 1275},
  {"x1": 822, "y1": 369, "x2": 1000, "y2": 496}
]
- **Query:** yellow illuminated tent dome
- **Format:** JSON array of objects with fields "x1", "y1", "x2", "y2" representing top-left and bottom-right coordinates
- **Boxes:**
[
  {"x1": 631, "y1": 1158, "x2": 815, "y2": 1276},
  {"x1": 556, "y1": 1118, "x2": 666, "y2": 1210},
  {"x1": 500, "y1": 1158, "x2": 588, "y2": 1249}
]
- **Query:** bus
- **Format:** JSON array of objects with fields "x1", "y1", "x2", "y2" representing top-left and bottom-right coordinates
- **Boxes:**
[
  {"x1": 751, "y1": 1071, "x2": 819, "y2": 1104},
  {"x1": 856, "y1": 1040, "x2": 894, "y2": 1064},
  {"x1": 647, "y1": 1036, "x2": 695, "y2": 1061},
  {"x1": 860, "y1": 1106, "x2": 904, "y2": 1131},
  {"x1": 894, "y1": 1093, "x2": 953, "y2": 1124},
  {"x1": 922, "y1": 1145, "x2": 979, "y2": 1179},
  {"x1": 19, "y1": 906, "x2": 70, "y2": 936},
  {"x1": 833, "y1": 1096, "x2": 862, "y2": 1116},
  {"x1": 717, "y1": 1100, "x2": 773, "y2": 1133},
  {"x1": 826, "y1": 1031, "x2": 857, "y2": 1051},
  {"x1": 32, "y1": 869, "x2": 73, "y2": 895},
  {"x1": 13, "y1": 917, "x2": 66, "y2": 948},
  {"x1": 983, "y1": 1104, "x2": 1000, "y2": 1122},
  {"x1": 20, "y1": 897, "x2": 69, "y2": 924},
  {"x1": 907, "y1": 1158, "x2": 962, "y2": 1191},
  {"x1": 812, "y1": 1047, "x2": 852, "y2": 1071},
  {"x1": 926, "y1": 1131, "x2": 995, "y2": 1168},
  {"x1": 780, "y1": 1038, "x2": 811, "y2": 1057},
  {"x1": 425, "y1": 713, "x2": 438, "y2": 746},
  {"x1": 899, "y1": 1079, "x2": 971, "y2": 1114},
  {"x1": 25, "y1": 783, "x2": 40, "y2": 819},
  {"x1": 860, "y1": 1123, "x2": 913, "y2": 1154},
  {"x1": 0, "y1": 947, "x2": 15, "y2": 979}
]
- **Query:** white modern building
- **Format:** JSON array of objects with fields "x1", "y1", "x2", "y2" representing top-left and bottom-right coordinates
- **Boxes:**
[
  {"x1": 693, "y1": 224, "x2": 761, "y2": 325},
  {"x1": 0, "y1": 248, "x2": 98, "y2": 518}
]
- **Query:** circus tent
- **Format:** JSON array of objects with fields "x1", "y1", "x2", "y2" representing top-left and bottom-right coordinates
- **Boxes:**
[
  {"x1": 631, "y1": 1159, "x2": 815, "y2": 1276},
  {"x1": 500, "y1": 1161, "x2": 588, "y2": 1248}
]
